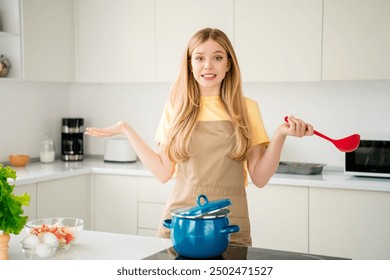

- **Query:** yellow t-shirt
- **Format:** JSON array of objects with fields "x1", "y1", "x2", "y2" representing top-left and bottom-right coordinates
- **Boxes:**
[
  {"x1": 155, "y1": 95, "x2": 270, "y2": 185},
  {"x1": 155, "y1": 95, "x2": 270, "y2": 146}
]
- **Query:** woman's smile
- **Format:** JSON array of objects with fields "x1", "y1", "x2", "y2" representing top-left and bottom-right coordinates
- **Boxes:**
[{"x1": 201, "y1": 73, "x2": 217, "y2": 80}]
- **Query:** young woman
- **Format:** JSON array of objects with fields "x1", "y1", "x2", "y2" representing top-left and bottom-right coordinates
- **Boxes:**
[{"x1": 85, "y1": 28, "x2": 313, "y2": 246}]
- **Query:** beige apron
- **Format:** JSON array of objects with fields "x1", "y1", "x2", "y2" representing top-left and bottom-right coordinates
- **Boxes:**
[{"x1": 157, "y1": 120, "x2": 252, "y2": 246}]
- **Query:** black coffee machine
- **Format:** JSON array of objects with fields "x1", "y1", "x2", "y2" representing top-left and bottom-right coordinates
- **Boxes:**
[{"x1": 62, "y1": 118, "x2": 84, "y2": 161}]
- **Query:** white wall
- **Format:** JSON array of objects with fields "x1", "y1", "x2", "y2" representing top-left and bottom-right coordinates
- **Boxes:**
[
  {"x1": 69, "y1": 83, "x2": 170, "y2": 157},
  {"x1": 69, "y1": 80, "x2": 390, "y2": 168},
  {"x1": 1, "y1": 80, "x2": 389, "y2": 167},
  {"x1": 244, "y1": 81, "x2": 390, "y2": 167},
  {"x1": 0, "y1": 81, "x2": 69, "y2": 162}
]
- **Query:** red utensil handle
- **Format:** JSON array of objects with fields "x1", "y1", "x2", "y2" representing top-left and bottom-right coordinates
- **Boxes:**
[{"x1": 284, "y1": 116, "x2": 327, "y2": 139}]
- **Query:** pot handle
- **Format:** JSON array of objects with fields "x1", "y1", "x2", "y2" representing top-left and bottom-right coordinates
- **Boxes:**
[
  {"x1": 220, "y1": 225, "x2": 240, "y2": 235},
  {"x1": 163, "y1": 219, "x2": 172, "y2": 229},
  {"x1": 197, "y1": 194, "x2": 209, "y2": 206}
]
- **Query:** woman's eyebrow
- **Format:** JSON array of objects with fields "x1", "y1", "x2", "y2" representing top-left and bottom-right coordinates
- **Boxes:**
[{"x1": 193, "y1": 50, "x2": 225, "y2": 55}]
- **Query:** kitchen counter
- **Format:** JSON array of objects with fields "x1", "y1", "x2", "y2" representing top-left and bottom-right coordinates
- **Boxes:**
[
  {"x1": 9, "y1": 230, "x2": 346, "y2": 260},
  {"x1": 6, "y1": 158, "x2": 390, "y2": 261},
  {"x1": 8, "y1": 230, "x2": 172, "y2": 260},
  {"x1": 9, "y1": 158, "x2": 390, "y2": 192}
]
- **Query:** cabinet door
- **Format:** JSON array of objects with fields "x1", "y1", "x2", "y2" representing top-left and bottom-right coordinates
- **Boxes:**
[
  {"x1": 246, "y1": 184, "x2": 309, "y2": 253},
  {"x1": 155, "y1": 0, "x2": 234, "y2": 82},
  {"x1": 76, "y1": 0, "x2": 154, "y2": 83},
  {"x1": 322, "y1": 0, "x2": 390, "y2": 80},
  {"x1": 137, "y1": 176, "x2": 174, "y2": 236},
  {"x1": 14, "y1": 183, "x2": 37, "y2": 221},
  {"x1": 235, "y1": 0, "x2": 322, "y2": 82},
  {"x1": 309, "y1": 188, "x2": 390, "y2": 259},
  {"x1": 93, "y1": 174, "x2": 138, "y2": 234},
  {"x1": 22, "y1": 0, "x2": 74, "y2": 82},
  {"x1": 37, "y1": 175, "x2": 91, "y2": 229}
]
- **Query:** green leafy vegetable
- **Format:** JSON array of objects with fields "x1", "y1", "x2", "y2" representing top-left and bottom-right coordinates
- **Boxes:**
[{"x1": 0, "y1": 164, "x2": 30, "y2": 235}]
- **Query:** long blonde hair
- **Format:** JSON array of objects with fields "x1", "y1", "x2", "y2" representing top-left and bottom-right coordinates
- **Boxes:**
[{"x1": 166, "y1": 28, "x2": 252, "y2": 162}]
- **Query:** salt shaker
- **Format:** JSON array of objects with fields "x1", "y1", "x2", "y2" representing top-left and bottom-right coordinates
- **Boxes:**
[{"x1": 40, "y1": 133, "x2": 55, "y2": 163}]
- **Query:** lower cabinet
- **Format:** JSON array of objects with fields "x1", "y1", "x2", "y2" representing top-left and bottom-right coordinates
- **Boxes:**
[
  {"x1": 14, "y1": 183, "x2": 37, "y2": 222},
  {"x1": 309, "y1": 188, "x2": 390, "y2": 260},
  {"x1": 137, "y1": 177, "x2": 174, "y2": 237},
  {"x1": 93, "y1": 174, "x2": 138, "y2": 235},
  {"x1": 246, "y1": 184, "x2": 309, "y2": 253},
  {"x1": 37, "y1": 175, "x2": 91, "y2": 229}
]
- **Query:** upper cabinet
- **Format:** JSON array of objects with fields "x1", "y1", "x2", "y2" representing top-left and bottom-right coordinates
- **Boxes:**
[
  {"x1": 0, "y1": 0, "x2": 74, "y2": 82},
  {"x1": 75, "y1": 0, "x2": 155, "y2": 83},
  {"x1": 322, "y1": 0, "x2": 390, "y2": 80},
  {"x1": 75, "y1": 0, "x2": 234, "y2": 83},
  {"x1": 235, "y1": 0, "x2": 323, "y2": 82},
  {"x1": 1, "y1": 0, "x2": 388, "y2": 83},
  {"x1": 0, "y1": 0, "x2": 22, "y2": 80},
  {"x1": 155, "y1": 0, "x2": 234, "y2": 82},
  {"x1": 22, "y1": 0, "x2": 75, "y2": 82}
]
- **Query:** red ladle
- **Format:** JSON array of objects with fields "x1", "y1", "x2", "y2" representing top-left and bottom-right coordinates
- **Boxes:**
[{"x1": 284, "y1": 116, "x2": 361, "y2": 153}]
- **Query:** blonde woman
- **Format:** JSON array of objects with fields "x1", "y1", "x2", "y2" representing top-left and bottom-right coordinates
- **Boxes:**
[{"x1": 86, "y1": 28, "x2": 313, "y2": 246}]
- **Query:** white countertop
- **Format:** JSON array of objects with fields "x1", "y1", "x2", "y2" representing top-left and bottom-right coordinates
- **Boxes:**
[
  {"x1": 9, "y1": 157, "x2": 390, "y2": 192},
  {"x1": 8, "y1": 230, "x2": 172, "y2": 260}
]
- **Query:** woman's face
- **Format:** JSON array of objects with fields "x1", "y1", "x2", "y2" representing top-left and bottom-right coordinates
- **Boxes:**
[{"x1": 190, "y1": 39, "x2": 230, "y2": 95}]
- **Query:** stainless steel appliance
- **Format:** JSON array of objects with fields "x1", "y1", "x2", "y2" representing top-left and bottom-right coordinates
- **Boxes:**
[
  {"x1": 345, "y1": 140, "x2": 390, "y2": 178},
  {"x1": 61, "y1": 118, "x2": 84, "y2": 161}
]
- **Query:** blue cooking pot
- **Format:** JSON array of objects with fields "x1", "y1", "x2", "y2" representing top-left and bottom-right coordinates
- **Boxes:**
[{"x1": 163, "y1": 194, "x2": 240, "y2": 259}]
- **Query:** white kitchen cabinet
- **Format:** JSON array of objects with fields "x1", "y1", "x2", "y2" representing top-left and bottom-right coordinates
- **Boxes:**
[
  {"x1": 0, "y1": 0, "x2": 74, "y2": 82},
  {"x1": 137, "y1": 176, "x2": 174, "y2": 236},
  {"x1": 0, "y1": 0, "x2": 22, "y2": 80},
  {"x1": 322, "y1": 0, "x2": 390, "y2": 80},
  {"x1": 234, "y1": 0, "x2": 322, "y2": 82},
  {"x1": 155, "y1": 0, "x2": 234, "y2": 82},
  {"x1": 14, "y1": 183, "x2": 37, "y2": 221},
  {"x1": 37, "y1": 175, "x2": 91, "y2": 229},
  {"x1": 309, "y1": 187, "x2": 390, "y2": 259},
  {"x1": 93, "y1": 174, "x2": 138, "y2": 234},
  {"x1": 246, "y1": 183, "x2": 309, "y2": 253},
  {"x1": 75, "y1": 0, "x2": 155, "y2": 83},
  {"x1": 22, "y1": 0, "x2": 75, "y2": 82}
]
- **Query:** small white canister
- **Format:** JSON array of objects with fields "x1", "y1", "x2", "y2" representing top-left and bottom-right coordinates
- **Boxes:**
[{"x1": 40, "y1": 134, "x2": 55, "y2": 163}]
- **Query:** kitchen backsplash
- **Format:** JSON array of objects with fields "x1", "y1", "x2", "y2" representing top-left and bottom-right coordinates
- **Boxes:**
[
  {"x1": 1, "y1": 80, "x2": 389, "y2": 168},
  {"x1": 0, "y1": 82, "x2": 69, "y2": 163}
]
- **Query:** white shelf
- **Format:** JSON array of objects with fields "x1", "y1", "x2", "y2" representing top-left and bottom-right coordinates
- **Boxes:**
[{"x1": 0, "y1": 0, "x2": 22, "y2": 80}]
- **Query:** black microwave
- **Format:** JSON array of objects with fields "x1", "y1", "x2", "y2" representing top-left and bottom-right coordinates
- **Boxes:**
[{"x1": 345, "y1": 140, "x2": 390, "y2": 178}]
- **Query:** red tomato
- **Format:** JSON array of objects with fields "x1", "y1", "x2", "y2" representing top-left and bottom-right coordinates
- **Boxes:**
[{"x1": 64, "y1": 233, "x2": 74, "y2": 244}]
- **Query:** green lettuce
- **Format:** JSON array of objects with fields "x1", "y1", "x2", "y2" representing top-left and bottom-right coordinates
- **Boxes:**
[{"x1": 0, "y1": 164, "x2": 30, "y2": 235}]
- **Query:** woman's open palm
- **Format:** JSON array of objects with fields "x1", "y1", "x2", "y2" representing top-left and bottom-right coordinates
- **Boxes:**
[{"x1": 85, "y1": 121, "x2": 127, "y2": 138}]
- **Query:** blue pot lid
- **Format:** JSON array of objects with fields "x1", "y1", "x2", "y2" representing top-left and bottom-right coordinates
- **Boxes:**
[{"x1": 172, "y1": 194, "x2": 232, "y2": 218}]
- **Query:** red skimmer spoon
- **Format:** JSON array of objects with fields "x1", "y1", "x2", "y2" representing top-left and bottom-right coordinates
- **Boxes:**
[{"x1": 284, "y1": 116, "x2": 360, "y2": 153}]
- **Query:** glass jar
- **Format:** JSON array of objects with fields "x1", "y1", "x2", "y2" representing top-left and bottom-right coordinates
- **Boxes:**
[{"x1": 40, "y1": 134, "x2": 55, "y2": 163}]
